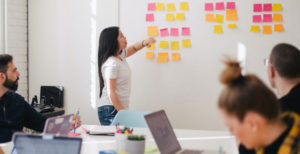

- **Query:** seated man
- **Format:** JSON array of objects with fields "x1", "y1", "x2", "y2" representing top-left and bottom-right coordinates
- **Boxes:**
[{"x1": 0, "y1": 54, "x2": 81, "y2": 143}]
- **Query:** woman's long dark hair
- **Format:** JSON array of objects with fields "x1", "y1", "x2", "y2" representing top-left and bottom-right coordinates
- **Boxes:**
[{"x1": 98, "y1": 26, "x2": 119, "y2": 97}]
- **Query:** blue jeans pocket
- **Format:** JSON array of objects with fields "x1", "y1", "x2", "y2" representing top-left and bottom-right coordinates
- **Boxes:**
[{"x1": 98, "y1": 105, "x2": 118, "y2": 125}]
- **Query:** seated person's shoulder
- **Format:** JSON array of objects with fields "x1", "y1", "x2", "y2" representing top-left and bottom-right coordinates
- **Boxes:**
[{"x1": 4, "y1": 90, "x2": 26, "y2": 102}]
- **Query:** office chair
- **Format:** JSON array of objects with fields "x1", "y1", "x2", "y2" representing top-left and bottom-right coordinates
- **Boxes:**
[{"x1": 111, "y1": 110, "x2": 151, "y2": 128}]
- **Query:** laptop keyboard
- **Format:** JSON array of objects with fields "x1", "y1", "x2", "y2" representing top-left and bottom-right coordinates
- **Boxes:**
[{"x1": 179, "y1": 150, "x2": 203, "y2": 154}]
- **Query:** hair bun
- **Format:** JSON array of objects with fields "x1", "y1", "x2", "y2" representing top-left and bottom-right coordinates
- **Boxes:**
[{"x1": 220, "y1": 58, "x2": 242, "y2": 85}]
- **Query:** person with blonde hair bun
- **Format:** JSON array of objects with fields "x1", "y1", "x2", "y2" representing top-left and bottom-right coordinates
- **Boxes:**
[{"x1": 218, "y1": 58, "x2": 300, "y2": 154}]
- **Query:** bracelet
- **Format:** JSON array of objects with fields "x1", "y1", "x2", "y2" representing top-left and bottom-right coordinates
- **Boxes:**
[{"x1": 142, "y1": 40, "x2": 146, "y2": 47}]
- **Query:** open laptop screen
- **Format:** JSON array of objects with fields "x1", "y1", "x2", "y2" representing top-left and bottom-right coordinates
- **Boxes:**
[
  {"x1": 12, "y1": 133, "x2": 82, "y2": 154},
  {"x1": 144, "y1": 110, "x2": 182, "y2": 154}
]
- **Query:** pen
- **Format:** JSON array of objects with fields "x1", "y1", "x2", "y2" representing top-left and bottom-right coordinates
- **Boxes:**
[{"x1": 74, "y1": 108, "x2": 80, "y2": 133}]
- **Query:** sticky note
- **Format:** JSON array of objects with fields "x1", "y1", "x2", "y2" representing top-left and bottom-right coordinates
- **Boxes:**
[
  {"x1": 205, "y1": 3, "x2": 214, "y2": 11},
  {"x1": 147, "y1": 26, "x2": 158, "y2": 37},
  {"x1": 146, "y1": 44, "x2": 155, "y2": 50},
  {"x1": 156, "y1": 3, "x2": 164, "y2": 11},
  {"x1": 263, "y1": 14, "x2": 272, "y2": 22},
  {"x1": 180, "y1": 2, "x2": 189, "y2": 11},
  {"x1": 205, "y1": 13, "x2": 214, "y2": 22},
  {"x1": 159, "y1": 41, "x2": 168, "y2": 49},
  {"x1": 250, "y1": 25, "x2": 260, "y2": 32},
  {"x1": 253, "y1": 4, "x2": 262, "y2": 12},
  {"x1": 263, "y1": 3, "x2": 272, "y2": 12},
  {"x1": 226, "y1": 2, "x2": 236, "y2": 10},
  {"x1": 273, "y1": 14, "x2": 282, "y2": 22},
  {"x1": 253, "y1": 15, "x2": 262, "y2": 23},
  {"x1": 263, "y1": 25, "x2": 272, "y2": 34},
  {"x1": 167, "y1": 3, "x2": 175, "y2": 11},
  {"x1": 160, "y1": 28, "x2": 169, "y2": 37},
  {"x1": 182, "y1": 27, "x2": 190, "y2": 36},
  {"x1": 273, "y1": 4, "x2": 282, "y2": 12},
  {"x1": 166, "y1": 13, "x2": 175, "y2": 21},
  {"x1": 146, "y1": 14, "x2": 154, "y2": 22},
  {"x1": 226, "y1": 10, "x2": 238, "y2": 21},
  {"x1": 182, "y1": 39, "x2": 191, "y2": 48},
  {"x1": 171, "y1": 41, "x2": 179, "y2": 50},
  {"x1": 148, "y1": 3, "x2": 156, "y2": 11},
  {"x1": 172, "y1": 53, "x2": 181, "y2": 61},
  {"x1": 176, "y1": 13, "x2": 185, "y2": 20},
  {"x1": 145, "y1": 52, "x2": 154, "y2": 59},
  {"x1": 216, "y1": 2, "x2": 225, "y2": 10},
  {"x1": 214, "y1": 25, "x2": 223, "y2": 34},
  {"x1": 274, "y1": 24, "x2": 284, "y2": 32},
  {"x1": 170, "y1": 28, "x2": 179, "y2": 36},
  {"x1": 215, "y1": 14, "x2": 224, "y2": 24},
  {"x1": 228, "y1": 24, "x2": 237, "y2": 28},
  {"x1": 157, "y1": 53, "x2": 168, "y2": 63}
]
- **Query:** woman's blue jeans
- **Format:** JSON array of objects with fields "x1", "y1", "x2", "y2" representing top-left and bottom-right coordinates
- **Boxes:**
[{"x1": 97, "y1": 105, "x2": 118, "y2": 125}]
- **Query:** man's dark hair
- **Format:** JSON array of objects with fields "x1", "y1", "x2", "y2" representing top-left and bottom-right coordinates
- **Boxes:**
[
  {"x1": 270, "y1": 43, "x2": 300, "y2": 79},
  {"x1": 0, "y1": 54, "x2": 13, "y2": 73}
]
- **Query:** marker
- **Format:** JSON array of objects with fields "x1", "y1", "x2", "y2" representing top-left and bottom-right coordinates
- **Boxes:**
[{"x1": 73, "y1": 108, "x2": 80, "y2": 133}]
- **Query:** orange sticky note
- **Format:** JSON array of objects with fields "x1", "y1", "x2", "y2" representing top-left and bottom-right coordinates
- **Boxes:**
[
  {"x1": 159, "y1": 41, "x2": 168, "y2": 49},
  {"x1": 171, "y1": 41, "x2": 179, "y2": 50},
  {"x1": 166, "y1": 13, "x2": 175, "y2": 21},
  {"x1": 156, "y1": 3, "x2": 165, "y2": 11},
  {"x1": 274, "y1": 24, "x2": 284, "y2": 32},
  {"x1": 182, "y1": 39, "x2": 191, "y2": 48},
  {"x1": 167, "y1": 3, "x2": 175, "y2": 11},
  {"x1": 172, "y1": 53, "x2": 181, "y2": 61},
  {"x1": 145, "y1": 52, "x2": 154, "y2": 59},
  {"x1": 180, "y1": 2, "x2": 189, "y2": 11},
  {"x1": 273, "y1": 14, "x2": 282, "y2": 22},
  {"x1": 146, "y1": 43, "x2": 155, "y2": 50},
  {"x1": 176, "y1": 13, "x2": 185, "y2": 20},
  {"x1": 147, "y1": 26, "x2": 158, "y2": 36},
  {"x1": 263, "y1": 25, "x2": 272, "y2": 34},
  {"x1": 250, "y1": 25, "x2": 260, "y2": 32},
  {"x1": 228, "y1": 24, "x2": 237, "y2": 28},
  {"x1": 215, "y1": 14, "x2": 224, "y2": 24},
  {"x1": 157, "y1": 52, "x2": 169, "y2": 63},
  {"x1": 214, "y1": 25, "x2": 223, "y2": 34},
  {"x1": 205, "y1": 14, "x2": 214, "y2": 22},
  {"x1": 226, "y1": 10, "x2": 238, "y2": 21}
]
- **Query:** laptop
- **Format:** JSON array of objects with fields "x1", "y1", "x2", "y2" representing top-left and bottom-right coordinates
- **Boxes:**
[
  {"x1": 43, "y1": 114, "x2": 74, "y2": 136},
  {"x1": 11, "y1": 133, "x2": 82, "y2": 154},
  {"x1": 144, "y1": 110, "x2": 203, "y2": 154}
]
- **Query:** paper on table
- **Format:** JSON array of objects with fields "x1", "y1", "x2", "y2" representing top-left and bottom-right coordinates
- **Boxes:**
[{"x1": 82, "y1": 125, "x2": 116, "y2": 135}]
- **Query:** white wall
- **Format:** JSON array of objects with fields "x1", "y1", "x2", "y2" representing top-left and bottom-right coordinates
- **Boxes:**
[{"x1": 0, "y1": 0, "x2": 4, "y2": 52}]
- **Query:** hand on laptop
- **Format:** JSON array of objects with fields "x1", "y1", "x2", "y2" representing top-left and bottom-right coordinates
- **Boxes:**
[{"x1": 70, "y1": 114, "x2": 82, "y2": 130}]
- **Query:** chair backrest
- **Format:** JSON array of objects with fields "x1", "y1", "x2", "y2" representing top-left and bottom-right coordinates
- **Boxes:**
[{"x1": 111, "y1": 110, "x2": 151, "y2": 128}]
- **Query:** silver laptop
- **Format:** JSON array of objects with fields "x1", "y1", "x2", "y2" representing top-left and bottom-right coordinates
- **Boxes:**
[
  {"x1": 11, "y1": 133, "x2": 82, "y2": 154},
  {"x1": 144, "y1": 110, "x2": 203, "y2": 154},
  {"x1": 43, "y1": 114, "x2": 74, "y2": 136}
]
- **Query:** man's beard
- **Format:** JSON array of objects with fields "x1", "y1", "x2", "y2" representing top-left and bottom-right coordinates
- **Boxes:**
[{"x1": 3, "y1": 76, "x2": 19, "y2": 91}]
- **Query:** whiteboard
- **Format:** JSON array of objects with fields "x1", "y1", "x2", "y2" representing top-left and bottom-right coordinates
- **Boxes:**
[{"x1": 120, "y1": 0, "x2": 300, "y2": 130}]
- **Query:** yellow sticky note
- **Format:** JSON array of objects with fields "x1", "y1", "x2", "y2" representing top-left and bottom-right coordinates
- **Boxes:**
[
  {"x1": 205, "y1": 14, "x2": 214, "y2": 22},
  {"x1": 263, "y1": 25, "x2": 272, "y2": 34},
  {"x1": 215, "y1": 14, "x2": 224, "y2": 24},
  {"x1": 214, "y1": 25, "x2": 223, "y2": 34},
  {"x1": 226, "y1": 10, "x2": 238, "y2": 21},
  {"x1": 171, "y1": 41, "x2": 179, "y2": 50},
  {"x1": 145, "y1": 52, "x2": 154, "y2": 59},
  {"x1": 228, "y1": 24, "x2": 237, "y2": 28},
  {"x1": 182, "y1": 39, "x2": 191, "y2": 48},
  {"x1": 250, "y1": 25, "x2": 260, "y2": 32},
  {"x1": 176, "y1": 13, "x2": 185, "y2": 20},
  {"x1": 274, "y1": 24, "x2": 284, "y2": 32},
  {"x1": 172, "y1": 53, "x2": 181, "y2": 61},
  {"x1": 156, "y1": 3, "x2": 165, "y2": 11},
  {"x1": 146, "y1": 43, "x2": 155, "y2": 50},
  {"x1": 180, "y1": 2, "x2": 189, "y2": 11},
  {"x1": 166, "y1": 13, "x2": 175, "y2": 22},
  {"x1": 159, "y1": 41, "x2": 168, "y2": 49},
  {"x1": 167, "y1": 3, "x2": 175, "y2": 11},
  {"x1": 157, "y1": 52, "x2": 169, "y2": 63},
  {"x1": 273, "y1": 14, "x2": 282, "y2": 22},
  {"x1": 273, "y1": 4, "x2": 282, "y2": 12},
  {"x1": 147, "y1": 26, "x2": 158, "y2": 36}
]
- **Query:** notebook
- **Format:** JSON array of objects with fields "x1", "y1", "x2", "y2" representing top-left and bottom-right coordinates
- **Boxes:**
[{"x1": 43, "y1": 114, "x2": 74, "y2": 136}]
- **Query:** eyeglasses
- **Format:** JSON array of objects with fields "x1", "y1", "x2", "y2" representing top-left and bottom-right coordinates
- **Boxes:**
[{"x1": 263, "y1": 58, "x2": 269, "y2": 67}]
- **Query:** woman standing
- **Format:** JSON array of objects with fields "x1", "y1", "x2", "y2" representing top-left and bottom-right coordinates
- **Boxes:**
[{"x1": 97, "y1": 26, "x2": 155, "y2": 125}]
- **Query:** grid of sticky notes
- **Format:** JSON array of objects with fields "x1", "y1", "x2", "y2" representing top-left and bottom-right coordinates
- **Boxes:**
[
  {"x1": 146, "y1": 2, "x2": 191, "y2": 63},
  {"x1": 204, "y1": 1, "x2": 238, "y2": 34},
  {"x1": 250, "y1": 3, "x2": 283, "y2": 34}
]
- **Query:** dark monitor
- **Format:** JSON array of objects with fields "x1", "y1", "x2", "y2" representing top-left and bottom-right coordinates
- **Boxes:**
[{"x1": 40, "y1": 86, "x2": 64, "y2": 108}]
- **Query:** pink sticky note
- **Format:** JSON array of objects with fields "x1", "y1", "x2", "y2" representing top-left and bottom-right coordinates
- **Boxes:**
[
  {"x1": 226, "y1": 2, "x2": 235, "y2": 10},
  {"x1": 263, "y1": 14, "x2": 272, "y2": 22},
  {"x1": 216, "y1": 2, "x2": 225, "y2": 10},
  {"x1": 181, "y1": 27, "x2": 190, "y2": 36},
  {"x1": 146, "y1": 13, "x2": 154, "y2": 22},
  {"x1": 205, "y1": 3, "x2": 214, "y2": 11},
  {"x1": 263, "y1": 3, "x2": 272, "y2": 12},
  {"x1": 160, "y1": 28, "x2": 169, "y2": 37},
  {"x1": 253, "y1": 4, "x2": 262, "y2": 12},
  {"x1": 170, "y1": 28, "x2": 179, "y2": 36},
  {"x1": 148, "y1": 3, "x2": 156, "y2": 11},
  {"x1": 253, "y1": 15, "x2": 262, "y2": 23}
]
